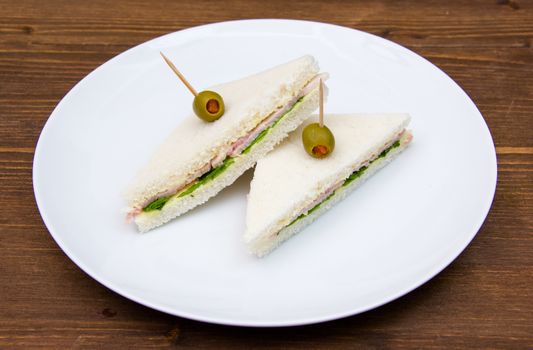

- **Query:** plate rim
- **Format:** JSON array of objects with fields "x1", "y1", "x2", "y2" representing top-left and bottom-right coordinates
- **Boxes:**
[{"x1": 32, "y1": 18, "x2": 498, "y2": 327}]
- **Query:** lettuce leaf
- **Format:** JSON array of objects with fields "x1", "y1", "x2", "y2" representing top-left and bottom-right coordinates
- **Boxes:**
[
  {"x1": 143, "y1": 196, "x2": 170, "y2": 212},
  {"x1": 241, "y1": 96, "x2": 304, "y2": 155},
  {"x1": 143, "y1": 157, "x2": 235, "y2": 211}
]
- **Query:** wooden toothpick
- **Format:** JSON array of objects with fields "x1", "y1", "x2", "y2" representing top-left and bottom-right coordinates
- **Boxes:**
[
  {"x1": 160, "y1": 52, "x2": 198, "y2": 97},
  {"x1": 319, "y1": 78, "x2": 324, "y2": 128}
]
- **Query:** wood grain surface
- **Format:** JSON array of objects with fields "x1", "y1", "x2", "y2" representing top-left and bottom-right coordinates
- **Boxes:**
[{"x1": 1, "y1": 0, "x2": 532, "y2": 348}]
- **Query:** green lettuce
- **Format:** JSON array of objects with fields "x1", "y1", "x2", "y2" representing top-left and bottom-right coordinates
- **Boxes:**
[
  {"x1": 143, "y1": 157, "x2": 235, "y2": 212},
  {"x1": 143, "y1": 196, "x2": 170, "y2": 212},
  {"x1": 290, "y1": 191, "x2": 336, "y2": 225},
  {"x1": 241, "y1": 96, "x2": 304, "y2": 155},
  {"x1": 342, "y1": 166, "x2": 368, "y2": 187}
]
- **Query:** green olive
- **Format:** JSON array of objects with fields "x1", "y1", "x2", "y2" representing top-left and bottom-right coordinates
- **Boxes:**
[
  {"x1": 302, "y1": 123, "x2": 335, "y2": 158},
  {"x1": 193, "y1": 90, "x2": 225, "y2": 122}
]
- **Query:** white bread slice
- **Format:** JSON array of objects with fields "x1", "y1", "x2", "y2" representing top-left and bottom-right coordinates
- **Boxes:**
[
  {"x1": 245, "y1": 114, "x2": 412, "y2": 257},
  {"x1": 134, "y1": 87, "x2": 321, "y2": 232},
  {"x1": 125, "y1": 55, "x2": 319, "y2": 210}
]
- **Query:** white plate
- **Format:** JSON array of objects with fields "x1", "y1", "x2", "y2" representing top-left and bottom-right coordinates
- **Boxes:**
[{"x1": 33, "y1": 19, "x2": 497, "y2": 327}]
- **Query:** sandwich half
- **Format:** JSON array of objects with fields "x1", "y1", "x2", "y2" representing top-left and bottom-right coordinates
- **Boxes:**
[
  {"x1": 245, "y1": 113, "x2": 412, "y2": 257},
  {"x1": 125, "y1": 55, "x2": 327, "y2": 232}
]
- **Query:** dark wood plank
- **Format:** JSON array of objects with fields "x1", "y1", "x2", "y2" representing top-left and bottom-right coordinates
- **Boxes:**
[{"x1": 0, "y1": 0, "x2": 532, "y2": 348}]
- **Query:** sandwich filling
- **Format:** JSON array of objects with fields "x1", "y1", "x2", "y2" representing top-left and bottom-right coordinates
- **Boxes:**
[
  {"x1": 128, "y1": 73, "x2": 327, "y2": 219},
  {"x1": 286, "y1": 130, "x2": 413, "y2": 229}
]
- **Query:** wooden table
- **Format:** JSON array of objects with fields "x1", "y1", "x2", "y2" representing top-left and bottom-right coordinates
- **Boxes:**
[{"x1": 1, "y1": 0, "x2": 531, "y2": 348}]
